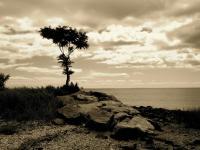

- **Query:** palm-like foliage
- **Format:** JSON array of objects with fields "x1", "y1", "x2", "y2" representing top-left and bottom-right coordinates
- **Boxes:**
[
  {"x1": 39, "y1": 26, "x2": 89, "y2": 86},
  {"x1": 0, "y1": 73, "x2": 10, "y2": 90}
]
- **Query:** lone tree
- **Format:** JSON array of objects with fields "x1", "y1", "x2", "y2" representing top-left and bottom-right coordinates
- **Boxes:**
[
  {"x1": 40, "y1": 26, "x2": 89, "y2": 86},
  {"x1": 0, "y1": 73, "x2": 10, "y2": 90}
]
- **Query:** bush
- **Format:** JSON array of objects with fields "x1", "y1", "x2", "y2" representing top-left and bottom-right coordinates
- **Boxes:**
[
  {"x1": 0, "y1": 88, "x2": 62, "y2": 121},
  {"x1": 174, "y1": 108, "x2": 200, "y2": 129},
  {"x1": 0, "y1": 73, "x2": 10, "y2": 90},
  {"x1": 137, "y1": 106, "x2": 200, "y2": 129},
  {"x1": 45, "y1": 82, "x2": 80, "y2": 96}
]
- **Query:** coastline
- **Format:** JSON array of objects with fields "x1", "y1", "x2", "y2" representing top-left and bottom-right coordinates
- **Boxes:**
[
  {"x1": 90, "y1": 88, "x2": 200, "y2": 110},
  {"x1": 0, "y1": 89, "x2": 200, "y2": 149}
]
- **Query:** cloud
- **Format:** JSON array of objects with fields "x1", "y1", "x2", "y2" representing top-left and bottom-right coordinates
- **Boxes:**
[
  {"x1": 2, "y1": 26, "x2": 35, "y2": 35},
  {"x1": 1, "y1": 0, "x2": 200, "y2": 88},
  {"x1": 15, "y1": 66, "x2": 59, "y2": 74},
  {"x1": 90, "y1": 72, "x2": 129, "y2": 77},
  {"x1": 141, "y1": 27, "x2": 153, "y2": 33},
  {"x1": 168, "y1": 0, "x2": 200, "y2": 17},
  {"x1": 168, "y1": 19, "x2": 200, "y2": 49},
  {"x1": 0, "y1": 63, "x2": 29, "y2": 69},
  {"x1": 0, "y1": 0, "x2": 177, "y2": 28},
  {"x1": 89, "y1": 46, "x2": 200, "y2": 69},
  {"x1": 15, "y1": 66, "x2": 82, "y2": 75}
]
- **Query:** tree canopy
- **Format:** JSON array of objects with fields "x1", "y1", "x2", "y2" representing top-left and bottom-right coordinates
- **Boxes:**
[{"x1": 40, "y1": 26, "x2": 89, "y2": 86}]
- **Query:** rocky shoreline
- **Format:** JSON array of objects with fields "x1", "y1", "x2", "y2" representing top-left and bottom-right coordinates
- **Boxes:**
[{"x1": 0, "y1": 90, "x2": 200, "y2": 150}]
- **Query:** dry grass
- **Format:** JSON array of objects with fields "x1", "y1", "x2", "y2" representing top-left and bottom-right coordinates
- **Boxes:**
[{"x1": 0, "y1": 87, "x2": 62, "y2": 121}]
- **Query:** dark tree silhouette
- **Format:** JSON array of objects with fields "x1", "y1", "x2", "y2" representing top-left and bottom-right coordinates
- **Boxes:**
[
  {"x1": 0, "y1": 73, "x2": 10, "y2": 90},
  {"x1": 39, "y1": 26, "x2": 89, "y2": 86}
]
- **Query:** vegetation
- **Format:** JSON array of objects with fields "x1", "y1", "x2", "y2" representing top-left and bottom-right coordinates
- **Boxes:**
[
  {"x1": 0, "y1": 87, "x2": 62, "y2": 121},
  {"x1": 0, "y1": 82, "x2": 80, "y2": 121},
  {"x1": 174, "y1": 108, "x2": 200, "y2": 129},
  {"x1": 46, "y1": 82, "x2": 80, "y2": 96},
  {"x1": 137, "y1": 106, "x2": 200, "y2": 129},
  {"x1": 0, "y1": 73, "x2": 10, "y2": 90},
  {"x1": 39, "y1": 26, "x2": 89, "y2": 87}
]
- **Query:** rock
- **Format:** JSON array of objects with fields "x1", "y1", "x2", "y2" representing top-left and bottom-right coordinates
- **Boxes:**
[
  {"x1": 57, "y1": 105, "x2": 82, "y2": 123},
  {"x1": 52, "y1": 118, "x2": 65, "y2": 125},
  {"x1": 78, "y1": 102, "x2": 102, "y2": 115},
  {"x1": 118, "y1": 143, "x2": 137, "y2": 150},
  {"x1": 0, "y1": 124, "x2": 18, "y2": 135},
  {"x1": 192, "y1": 139, "x2": 200, "y2": 146},
  {"x1": 114, "y1": 112, "x2": 131, "y2": 122},
  {"x1": 154, "y1": 141, "x2": 173, "y2": 150},
  {"x1": 102, "y1": 104, "x2": 139, "y2": 115},
  {"x1": 95, "y1": 134, "x2": 108, "y2": 139},
  {"x1": 113, "y1": 116, "x2": 154, "y2": 139},
  {"x1": 89, "y1": 91, "x2": 119, "y2": 101},
  {"x1": 100, "y1": 100, "x2": 123, "y2": 106},
  {"x1": 86, "y1": 107, "x2": 114, "y2": 131},
  {"x1": 119, "y1": 143, "x2": 142, "y2": 150},
  {"x1": 57, "y1": 95, "x2": 76, "y2": 106},
  {"x1": 34, "y1": 147, "x2": 43, "y2": 150},
  {"x1": 73, "y1": 94, "x2": 98, "y2": 103},
  {"x1": 148, "y1": 119, "x2": 162, "y2": 131}
]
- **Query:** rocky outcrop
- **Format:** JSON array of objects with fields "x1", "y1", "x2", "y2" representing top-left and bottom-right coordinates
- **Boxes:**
[
  {"x1": 57, "y1": 105, "x2": 81, "y2": 123},
  {"x1": 73, "y1": 94, "x2": 98, "y2": 103},
  {"x1": 86, "y1": 108, "x2": 114, "y2": 131},
  {"x1": 87, "y1": 91, "x2": 119, "y2": 101},
  {"x1": 113, "y1": 116, "x2": 155, "y2": 139},
  {"x1": 56, "y1": 90, "x2": 156, "y2": 139}
]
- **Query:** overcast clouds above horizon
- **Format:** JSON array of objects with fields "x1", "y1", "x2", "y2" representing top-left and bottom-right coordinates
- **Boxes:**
[{"x1": 0, "y1": 0, "x2": 200, "y2": 88}]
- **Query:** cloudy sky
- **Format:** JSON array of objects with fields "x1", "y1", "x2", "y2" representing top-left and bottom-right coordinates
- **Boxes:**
[{"x1": 0, "y1": 0, "x2": 200, "y2": 88}]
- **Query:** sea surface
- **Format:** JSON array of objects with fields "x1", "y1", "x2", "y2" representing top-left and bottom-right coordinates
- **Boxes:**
[{"x1": 89, "y1": 88, "x2": 200, "y2": 110}]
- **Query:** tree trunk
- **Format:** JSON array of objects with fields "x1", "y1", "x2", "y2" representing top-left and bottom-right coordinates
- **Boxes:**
[
  {"x1": 66, "y1": 66, "x2": 70, "y2": 86},
  {"x1": 66, "y1": 73, "x2": 70, "y2": 86}
]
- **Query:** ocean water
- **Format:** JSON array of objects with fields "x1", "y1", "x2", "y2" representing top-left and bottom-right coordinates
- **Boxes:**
[{"x1": 90, "y1": 88, "x2": 200, "y2": 110}]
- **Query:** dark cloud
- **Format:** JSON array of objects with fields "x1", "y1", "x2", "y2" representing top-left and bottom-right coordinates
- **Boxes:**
[
  {"x1": 168, "y1": 20, "x2": 200, "y2": 49},
  {"x1": 2, "y1": 25, "x2": 36, "y2": 35},
  {"x1": 0, "y1": 58, "x2": 9, "y2": 64},
  {"x1": 71, "y1": 0, "x2": 168, "y2": 19},
  {"x1": 93, "y1": 40, "x2": 144, "y2": 49},
  {"x1": 169, "y1": 1, "x2": 200, "y2": 17},
  {"x1": 154, "y1": 40, "x2": 188, "y2": 51},
  {"x1": 16, "y1": 55, "x2": 57, "y2": 68},
  {"x1": 0, "y1": 0, "x2": 175, "y2": 28},
  {"x1": 141, "y1": 27, "x2": 153, "y2": 33},
  {"x1": 0, "y1": 45, "x2": 19, "y2": 53},
  {"x1": 186, "y1": 60, "x2": 200, "y2": 66}
]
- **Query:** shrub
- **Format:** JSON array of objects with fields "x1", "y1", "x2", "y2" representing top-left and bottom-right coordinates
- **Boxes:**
[
  {"x1": 174, "y1": 108, "x2": 200, "y2": 129},
  {"x1": 45, "y1": 82, "x2": 80, "y2": 96},
  {"x1": 0, "y1": 73, "x2": 10, "y2": 90},
  {"x1": 0, "y1": 88, "x2": 62, "y2": 121}
]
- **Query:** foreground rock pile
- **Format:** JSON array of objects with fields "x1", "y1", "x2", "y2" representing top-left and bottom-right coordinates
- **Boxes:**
[
  {"x1": 1, "y1": 90, "x2": 200, "y2": 149},
  {"x1": 56, "y1": 91, "x2": 156, "y2": 139}
]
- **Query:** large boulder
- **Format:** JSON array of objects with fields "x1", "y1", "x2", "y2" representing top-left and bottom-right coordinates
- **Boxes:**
[
  {"x1": 57, "y1": 105, "x2": 82, "y2": 123},
  {"x1": 73, "y1": 93, "x2": 98, "y2": 103},
  {"x1": 57, "y1": 95, "x2": 76, "y2": 106},
  {"x1": 113, "y1": 112, "x2": 131, "y2": 122},
  {"x1": 88, "y1": 91, "x2": 119, "y2": 101},
  {"x1": 101, "y1": 103, "x2": 140, "y2": 115},
  {"x1": 78, "y1": 102, "x2": 102, "y2": 115},
  {"x1": 113, "y1": 116, "x2": 155, "y2": 139},
  {"x1": 100, "y1": 100, "x2": 123, "y2": 106},
  {"x1": 56, "y1": 91, "x2": 156, "y2": 138},
  {"x1": 86, "y1": 107, "x2": 114, "y2": 131}
]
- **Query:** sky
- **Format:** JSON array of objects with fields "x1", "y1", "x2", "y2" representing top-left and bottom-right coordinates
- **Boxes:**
[{"x1": 0, "y1": 0, "x2": 200, "y2": 88}]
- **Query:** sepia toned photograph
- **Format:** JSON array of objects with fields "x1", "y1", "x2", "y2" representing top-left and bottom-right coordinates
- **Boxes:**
[{"x1": 0, "y1": 0, "x2": 200, "y2": 149}]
